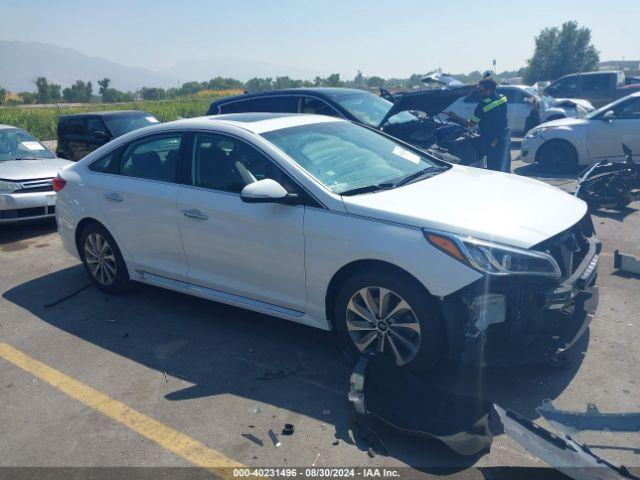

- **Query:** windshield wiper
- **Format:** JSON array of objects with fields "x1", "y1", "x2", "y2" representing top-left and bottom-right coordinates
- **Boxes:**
[
  {"x1": 393, "y1": 166, "x2": 449, "y2": 187},
  {"x1": 340, "y1": 184, "x2": 393, "y2": 196},
  {"x1": 13, "y1": 157, "x2": 42, "y2": 161}
]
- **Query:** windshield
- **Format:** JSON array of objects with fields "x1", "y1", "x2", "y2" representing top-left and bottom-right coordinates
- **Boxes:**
[
  {"x1": 0, "y1": 128, "x2": 56, "y2": 161},
  {"x1": 262, "y1": 121, "x2": 444, "y2": 195},
  {"x1": 103, "y1": 113, "x2": 160, "y2": 137},
  {"x1": 327, "y1": 91, "x2": 417, "y2": 127}
]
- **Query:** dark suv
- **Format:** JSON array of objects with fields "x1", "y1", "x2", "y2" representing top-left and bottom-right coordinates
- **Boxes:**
[
  {"x1": 56, "y1": 110, "x2": 160, "y2": 161},
  {"x1": 207, "y1": 88, "x2": 478, "y2": 165}
]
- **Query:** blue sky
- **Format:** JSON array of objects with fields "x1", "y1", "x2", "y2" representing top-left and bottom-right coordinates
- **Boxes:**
[{"x1": 3, "y1": 0, "x2": 639, "y2": 78}]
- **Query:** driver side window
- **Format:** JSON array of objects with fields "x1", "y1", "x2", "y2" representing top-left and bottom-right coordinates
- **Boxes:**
[
  {"x1": 613, "y1": 99, "x2": 640, "y2": 120},
  {"x1": 191, "y1": 134, "x2": 298, "y2": 194}
]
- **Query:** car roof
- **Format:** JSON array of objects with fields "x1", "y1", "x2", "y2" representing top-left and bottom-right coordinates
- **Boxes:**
[
  {"x1": 0, "y1": 124, "x2": 19, "y2": 130},
  {"x1": 59, "y1": 110, "x2": 151, "y2": 120},
  {"x1": 170, "y1": 112, "x2": 343, "y2": 134},
  {"x1": 212, "y1": 87, "x2": 370, "y2": 104}
]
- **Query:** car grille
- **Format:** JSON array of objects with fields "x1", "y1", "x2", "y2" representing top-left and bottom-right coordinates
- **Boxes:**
[
  {"x1": 12, "y1": 178, "x2": 54, "y2": 194},
  {"x1": 534, "y1": 214, "x2": 595, "y2": 278}
]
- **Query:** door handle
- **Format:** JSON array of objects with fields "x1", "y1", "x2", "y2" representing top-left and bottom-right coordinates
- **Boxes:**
[
  {"x1": 103, "y1": 192, "x2": 123, "y2": 202},
  {"x1": 181, "y1": 208, "x2": 208, "y2": 221}
]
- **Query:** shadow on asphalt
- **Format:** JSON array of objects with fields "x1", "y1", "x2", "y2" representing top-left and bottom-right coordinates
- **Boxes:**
[
  {"x1": 0, "y1": 218, "x2": 57, "y2": 248},
  {"x1": 3, "y1": 266, "x2": 587, "y2": 472}
]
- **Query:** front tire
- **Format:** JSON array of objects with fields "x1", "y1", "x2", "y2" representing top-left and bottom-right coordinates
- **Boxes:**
[
  {"x1": 536, "y1": 140, "x2": 579, "y2": 173},
  {"x1": 79, "y1": 223, "x2": 129, "y2": 294},
  {"x1": 334, "y1": 268, "x2": 445, "y2": 372}
]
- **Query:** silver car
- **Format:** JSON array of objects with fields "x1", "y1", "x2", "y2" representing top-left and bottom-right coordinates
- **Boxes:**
[{"x1": 0, "y1": 125, "x2": 72, "y2": 223}]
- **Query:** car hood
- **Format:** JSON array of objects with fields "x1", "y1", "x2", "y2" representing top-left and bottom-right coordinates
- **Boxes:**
[
  {"x1": 553, "y1": 97, "x2": 594, "y2": 110},
  {"x1": 381, "y1": 86, "x2": 475, "y2": 126},
  {"x1": 341, "y1": 165, "x2": 587, "y2": 249},
  {"x1": 538, "y1": 116, "x2": 590, "y2": 128},
  {"x1": 0, "y1": 158, "x2": 72, "y2": 180}
]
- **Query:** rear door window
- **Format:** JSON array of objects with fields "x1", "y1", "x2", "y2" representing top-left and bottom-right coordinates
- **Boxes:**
[
  {"x1": 119, "y1": 135, "x2": 182, "y2": 182},
  {"x1": 582, "y1": 74, "x2": 610, "y2": 93}
]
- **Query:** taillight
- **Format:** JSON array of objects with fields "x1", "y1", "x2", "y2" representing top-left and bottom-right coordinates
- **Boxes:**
[{"x1": 52, "y1": 177, "x2": 66, "y2": 192}]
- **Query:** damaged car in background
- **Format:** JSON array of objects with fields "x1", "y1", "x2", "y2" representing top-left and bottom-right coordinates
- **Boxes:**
[
  {"x1": 56, "y1": 114, "x2": 599, "y2": 373},
  {"x1": 207, "y1": 87, "x2": 480, "y2": 166}
]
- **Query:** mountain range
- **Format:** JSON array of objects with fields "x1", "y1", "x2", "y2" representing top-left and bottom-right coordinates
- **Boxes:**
[{"x1": 0, "y1": 41, "x2": 320, "y2": 92}]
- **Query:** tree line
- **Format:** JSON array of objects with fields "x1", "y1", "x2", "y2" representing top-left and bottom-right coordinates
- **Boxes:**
[{"x1": 0, "y1": 21, "x2": 602, "y2": 106}]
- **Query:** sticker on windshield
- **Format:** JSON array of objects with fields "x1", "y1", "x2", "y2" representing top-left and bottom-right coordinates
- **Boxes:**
[
  {"x1": 393, "y1": 146, "x2": 420, "y2": 164},
  {"x1": 20, "y1": 141, "x2": 46, "y2": 151},
  {"x1": 146, "y1": 116, "x2": 160, "y2": 123}
]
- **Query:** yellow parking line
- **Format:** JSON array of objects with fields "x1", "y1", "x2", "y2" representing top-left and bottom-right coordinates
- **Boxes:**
[{"x1": 0, "y1": 343, "x2": 245, "y2": 477}]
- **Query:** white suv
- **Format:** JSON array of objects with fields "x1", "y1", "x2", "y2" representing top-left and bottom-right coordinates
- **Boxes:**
[{"x1": 55, "y1": 113, "x2": 599, "y2": 370}]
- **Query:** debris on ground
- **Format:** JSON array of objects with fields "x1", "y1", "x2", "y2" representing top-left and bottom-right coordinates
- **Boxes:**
[
  {"x1": 281, "y1": 423, "x2": 295, "y2": 435},
  {"x1": 241, "y1": 433, "x2": 263, "y2": 447},
  {"x1": 268, "y1": 429, "x2": 281, "y2": 447}
]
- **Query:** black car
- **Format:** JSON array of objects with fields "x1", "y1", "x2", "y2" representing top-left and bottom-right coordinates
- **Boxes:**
[
  {"x1": 56, "y1": 110, "x2": 160, "y2": 161},
  {"x1": 207, "y1": 88, "x2": 479, "y2": 165}
]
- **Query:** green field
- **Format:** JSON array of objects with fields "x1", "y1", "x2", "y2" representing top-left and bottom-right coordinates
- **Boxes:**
[{"x1": 0, "y1": 95, "x2": 230, "y2": 140}]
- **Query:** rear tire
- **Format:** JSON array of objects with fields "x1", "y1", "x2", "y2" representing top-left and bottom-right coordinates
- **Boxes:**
[
  {"x1": 334, "y1": 267, "x2": 445, "y2": 373},
  {"x1": 537, "y1": 140, "x2": 579, "y2": 173},
  {"x1": 79, "y1": 223, "x2": 129, "y2": 294}
]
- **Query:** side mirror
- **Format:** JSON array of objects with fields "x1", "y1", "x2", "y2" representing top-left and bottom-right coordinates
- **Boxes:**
[
  {"x1": 602, "y1": 110, "x2": 615, "y2": 121},
  {"x1": 240, "y1": 179, "x2": 298, "y2": 204}
]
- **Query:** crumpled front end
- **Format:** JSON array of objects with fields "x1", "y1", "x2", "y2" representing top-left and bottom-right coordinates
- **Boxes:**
[{"x1": 439, "y1": 213, "x2": 600, "y2": 366}]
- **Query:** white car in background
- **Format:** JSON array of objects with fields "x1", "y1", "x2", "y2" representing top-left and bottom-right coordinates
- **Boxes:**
[
  {"x1": 0, "y1": 125, "x2": 72, "y2": 223},
  {"x1": 522, "y1": 92, "x2": 640, "y2": 172},
  {"x1": 446, "y1": 85, "x2": 594, "y2": 136},
  {"x1": 55, "y1": 113, "x2": 599, "y2": 372}
]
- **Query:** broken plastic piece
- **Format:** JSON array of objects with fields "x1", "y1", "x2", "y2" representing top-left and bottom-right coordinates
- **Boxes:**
[
  {"x1": 537, "y1": 399, "x2": 640, "y2": 434},
  {"x1": 348, "y1": 354, "x2": 493, "y2": 456},
  {"x1": 614, "y1": 250, "x2": 640, "y2": 275},
  {"x1": 268, "y1": 429, "x2": 281, "y2": 447}
]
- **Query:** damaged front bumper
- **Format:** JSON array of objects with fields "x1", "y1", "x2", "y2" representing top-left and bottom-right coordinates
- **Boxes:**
[{"x1": 440, "y1": 234, "x2": 600, "y2": 366}]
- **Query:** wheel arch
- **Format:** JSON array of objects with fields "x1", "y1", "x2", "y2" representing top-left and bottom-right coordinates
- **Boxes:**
[
  {"x1": 74, "y1": 217, "x2": 110, "y2": 260},
  {"x1": 324, "y1": 259, "x2": 435, "y2": 330}
]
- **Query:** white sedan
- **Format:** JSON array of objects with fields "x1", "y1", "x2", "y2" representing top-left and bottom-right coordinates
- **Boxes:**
[
  {"x1": 55, "y1": 113, "x2": 599, "y2": 371},
  {"x1": 446, "y1": 85, "x2": 593, "y2": 136},
  {"x1": 522, "y1": 92, "x2": 640, "y2": 171}
]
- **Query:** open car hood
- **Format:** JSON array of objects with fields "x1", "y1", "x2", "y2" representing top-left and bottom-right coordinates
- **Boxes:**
[{"x1": 379, "y1": 86, "x2": 475, "y2": 126}]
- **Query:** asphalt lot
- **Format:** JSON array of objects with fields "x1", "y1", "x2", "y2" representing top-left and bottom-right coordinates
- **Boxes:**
[{"x1": 1, "y1": 152, "x2": 640, "y2": 477}]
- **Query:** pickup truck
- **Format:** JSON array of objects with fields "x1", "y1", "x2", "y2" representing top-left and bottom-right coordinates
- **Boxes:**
[{"x1": 544, "y1": 70, "x2": 640, "y2": 108}]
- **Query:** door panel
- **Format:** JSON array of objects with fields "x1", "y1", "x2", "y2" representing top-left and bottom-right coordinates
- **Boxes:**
[
  {"x1": 95, "y1": 133, "x2": 188, "y2": 280},
  {"x1": 177, "y1": 132, "x2": 307, "y2": 312},
  {"x1": 178, "y1": 187, "x2": 306, "y2": 311},
  {"x1": 588, "y1": 99, "x2": 640, "y2": 162}
]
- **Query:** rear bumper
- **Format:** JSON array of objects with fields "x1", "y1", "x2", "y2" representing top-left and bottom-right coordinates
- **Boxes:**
[
  {"x1": 0, "y1": 191, "x2": 57, "y2": 223},
  {"x1": 440, "y1": 236, "x2": 600, "y2": 366}
]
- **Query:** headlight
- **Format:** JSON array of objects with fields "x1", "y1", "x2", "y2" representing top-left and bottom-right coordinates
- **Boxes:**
[
  {"x1": 424, "y1": 230, "x2": 561, "y2": 278},
  {"x1": 0, "y1": 180, "x2": 21, "y2": 193}
]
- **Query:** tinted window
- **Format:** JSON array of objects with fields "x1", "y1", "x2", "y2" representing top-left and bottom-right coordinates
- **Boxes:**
[
  {"x1": 120, "y1": 135, "x2": 181, "y2": 182},
  {"x1": 89, "y1": 148, "x2": 121, "y2": 173},
  {"x1": 219, "y1": 96, "x2": 298, "y2": 114},
  {"x1": 613, "y1": 98, "x2": 640, "y2": 119},
  {"x1": 582, "y1": 74, "x2": 609, "y2": 92},
  {"x1": 551, "y1": 76, "x2": 580, "y2": 93},
  {"x1": 300, "y1": 97, "x2": 339, "y2": 116},
  {"x1": 103, "y1": 113, "x2": 159, "y2": 137},
  {"x1": 87, "y1": 118, "x2": 108, "y2": 134},
  {"x1": 62, "y1": 119, "x2": 85, "y2": 135},
  {"x1": 191, "y1": 133, "x2": 296, "y2": 194}
]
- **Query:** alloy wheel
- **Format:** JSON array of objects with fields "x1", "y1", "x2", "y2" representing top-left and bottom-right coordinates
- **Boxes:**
[
  {"x1": 345, "y1": 286, "x2": 422, "y2": 366},
  {"x1": 84, "y1": 233, "x2": 117, "y2": 286}
]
